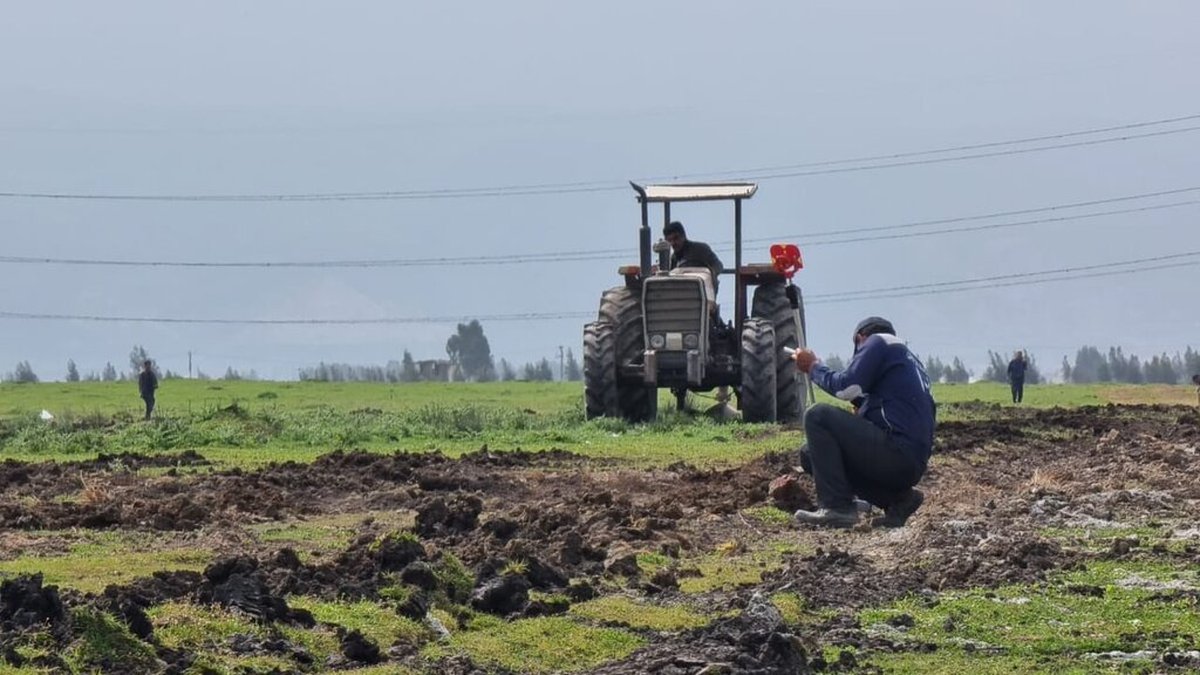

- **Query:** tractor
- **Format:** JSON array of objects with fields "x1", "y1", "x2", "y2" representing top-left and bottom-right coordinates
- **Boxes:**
[{"x1": 583, "y1": 182, "x2": 810, "y2": 423}]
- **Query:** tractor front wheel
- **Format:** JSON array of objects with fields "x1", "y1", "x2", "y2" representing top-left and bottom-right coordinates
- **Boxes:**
[
  {"x1": 583, "y1": 321, "x2": 618, "y2": 420},
  {"x1": 598, "y1": 286, "x2": 657, "y2": 423}
]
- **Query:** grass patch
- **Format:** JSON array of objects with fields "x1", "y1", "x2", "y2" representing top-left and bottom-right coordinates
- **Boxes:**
[
  {"x1": 425, "y1": 616, "x2": 643, "y2": 674},
  {"x1": 571, "y1": 595, "x2": 711, "y2": 631},
  {"x1": 866, "y1": 650, "x2": 1128, "y2": 674},
  {"x1": 148, "y1": 601, "x2": 265, "y2": 651},
  {"x1": 771, "y1": 592, "x2": 835, "y2": 627},
  {"x1": 287, "y1": 596, "x2": 430, "y2": 649},
  {"x1": 858, "y1": 560, "x2": 1200, "y2": 664},
  {"x1": 742, "y1": 505, "x2": 793, "y2": 525},
  {"x1": 251, "y1": 510, "x2": 415, "y2": 553},
  {"x1": 635, "y1": 541, "x2": 799, "y2": 595},
  {"x1": 64, "y1": 608, "x2": 159, "y2": 673},
  {"x1": 1041, "y1": 524, "x2": 1169, "y2": 553},
  {"x1": 678, "y1": 542, "x2": 797, "y2": 594},
  {"x1": 0, "y1": 541, "x2": 211, "y2": 593},
  {"x1": 341, "y1": 666, "x2": 422, "y2": 675}
]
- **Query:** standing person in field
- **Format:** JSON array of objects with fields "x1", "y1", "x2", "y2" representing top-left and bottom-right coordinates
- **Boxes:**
[
  {"x1": 789, "y1": 317, "x2": 936, "y2": 529},
  {"x1": 138, "y1": 359, "x2": 158, "y2": 420},
  {"x1": 1007, "y1": 351, "x2": 1028, "y2": 404}
]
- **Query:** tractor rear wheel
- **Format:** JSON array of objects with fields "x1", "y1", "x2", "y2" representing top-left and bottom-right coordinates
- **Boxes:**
[
  {"x1": 583, "y1": 321, "x2": 617, "y2": 419},
  {"x1": 752, "y1": 283, "x2": 804, "y2": 423},
  {"x1": 597, "y1": 287, "x2": 657, "y2": 423},
  {"x1": 739, "y1": 318, "x2": 777, "y2": 423}
]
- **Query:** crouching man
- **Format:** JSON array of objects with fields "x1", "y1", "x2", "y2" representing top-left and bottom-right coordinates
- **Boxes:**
[{"x1": 791, "y1": 317, "x2": 936, "y2": 528}]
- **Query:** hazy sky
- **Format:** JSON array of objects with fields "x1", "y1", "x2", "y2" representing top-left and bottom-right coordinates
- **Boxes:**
[{"x1": 2, "y1": 1, "x2": 1198, "y2": 381}]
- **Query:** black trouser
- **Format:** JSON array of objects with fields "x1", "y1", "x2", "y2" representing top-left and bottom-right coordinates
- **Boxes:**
[
  {"x1": 142, "y1": 394, "x2": 155, "y2": 419},
  {"x1": 800, "y1": 403, "x2": 921, "y2": 510},
  {"x1": 1011, "y1": 378, "x2": 1024, "y2": 403}
]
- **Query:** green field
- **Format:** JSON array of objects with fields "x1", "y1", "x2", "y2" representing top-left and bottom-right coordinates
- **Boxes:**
[{"x1": 0, "y1": 380, "x2": 1193, "y2": 466}]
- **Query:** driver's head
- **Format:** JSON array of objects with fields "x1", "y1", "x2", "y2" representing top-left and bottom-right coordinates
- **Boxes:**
[{"x1": 663, "y1": 221, "x2": 687, "y2": 253}]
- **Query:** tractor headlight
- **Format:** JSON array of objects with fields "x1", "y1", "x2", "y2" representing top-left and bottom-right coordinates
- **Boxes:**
[
  {"x1": 683, "y1": 333, "x2": 700, "y2": 349},
  {"x1": 649, "y1": 334, "x2": 666, "y2": 349}
]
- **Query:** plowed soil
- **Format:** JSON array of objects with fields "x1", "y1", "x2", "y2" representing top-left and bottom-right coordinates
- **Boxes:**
[{"x1": 2, "y1": 403, "x2": 1198, "y2": 674}]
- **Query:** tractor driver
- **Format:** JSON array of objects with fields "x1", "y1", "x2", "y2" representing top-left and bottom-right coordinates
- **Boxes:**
[{"x1": 664, "y1": 221, "x2": 723, "y2": 292}]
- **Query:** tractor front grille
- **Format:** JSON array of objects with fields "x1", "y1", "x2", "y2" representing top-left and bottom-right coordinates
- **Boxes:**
[{"x1": 643, "y1": 278, "x2": 704, "y2": 337}]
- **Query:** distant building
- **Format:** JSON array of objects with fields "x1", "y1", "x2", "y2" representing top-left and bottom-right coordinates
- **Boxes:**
[{"x1": 416, "y1": 359, "x2": 453, "y2": 382}]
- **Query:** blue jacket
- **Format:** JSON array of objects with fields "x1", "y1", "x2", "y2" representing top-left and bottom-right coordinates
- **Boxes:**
[{"x1": 809, "y1": 334, "x2": 937, "y2": 467}]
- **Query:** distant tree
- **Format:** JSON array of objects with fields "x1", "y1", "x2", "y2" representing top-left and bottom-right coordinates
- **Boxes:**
[
  {"x1": 923, "y1": 356, "x2": 946, "y2": 383},
  {"x1": 499, "y1": 358, "x2": 517, "y2": 382},
  {"x1": 1061, "y1": 356, "x2": 1072, "y2": 383},
  {"x1": 401, "y1": 350, "x2": 419, "y2": 382},
  {"x1": 1144, "y1": 354, "x2": 1179, "y2": 384},
  {"x1": 945, "y1": 357, "x2": 971, "y2": 384},
  {"x1": 83, "y1": 371, "x2": 100, "y2": 382},
  {"x1": 1107, "y1": 347, "x2": 1141, "y2": 384},
  {"x1": 101, "y1": 362, "x2": 118, "y2": 382},
  {"x1": 1185, "y1": 346, "x2": 1200, "y2": 378},
  {"x1": 824, "y1": 354, "x2": 846, "y2": 371},
  {"x1": 195, "y1": 370, "x2": 211, "y2": 381},
  {"x1": 5, "y1": 361, "x2": 39, "y2": 384},
  {"x1": 1071, "y1": 346, "x2": 1106, "y2": 383},
  {"x1": 446, "y1": 320, "x2": 496, "y2": 382},
  {"x1": 66, "y1": 359, "x2": 80, "y2": 382},
  {"x1": 163, "y1": 370, "x2": 184, "y2": 380},
  {"x1": 1125, "y1": 355, "x2": 1144, "y2": 384},
  {"x1": 564, "y1": 349, "x2": 582, "y2": 381},
  {"x1": 223, "y1": 367, "x2": 242, "y2": 381},
  {"x1": 129, "y1": 345, "x2": 160, "y2": 378},
  {"x1": 982, "y1": 351, "x2": 1008, "y2": 383},
  {"x1": 384, "y1": 359, "x2": 401, "y2": 383},
  {"x1": 1024, "y1": 355, "x2": 1043, "y2": 385},
  {"x1": 522, "y1": 359, "x2": 554, "y2": 382}
]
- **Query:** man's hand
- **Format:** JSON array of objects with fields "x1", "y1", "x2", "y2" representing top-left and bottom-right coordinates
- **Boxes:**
[{"x1": 793, "y1": 348, "x2": 820, "y2": 374}]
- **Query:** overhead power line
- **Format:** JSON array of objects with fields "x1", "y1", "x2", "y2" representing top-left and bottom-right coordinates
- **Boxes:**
[
  {"x1": 3, "y1": 251, "x2": 1197, "y2": 325},
  {"x1": 806, "y1": 250, "x2": 1200, "y2": 302},
  {"x1": 5, "y1": 186, "x2": 1197, "y2": 268},
  {"x1": 0, "y1": 310, "x2": 594, "y2": 325},
  {"x1": 2, "y1": 115, "x2": 1199, "y2": 202}
]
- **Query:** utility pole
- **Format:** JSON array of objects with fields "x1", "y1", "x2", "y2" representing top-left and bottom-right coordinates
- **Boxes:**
[
  {"x1": 558, "y1": 345, "x2": 565, "y2": 382},
  {"x1": 188, "y1": 351, "x2": 193, "y2": 379}
]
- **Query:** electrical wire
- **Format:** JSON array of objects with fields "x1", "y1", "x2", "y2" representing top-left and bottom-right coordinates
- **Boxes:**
[
  {"x1": 807, "y1": 250, "x2": 1200, "y2": 301},
  {"x1": 2, "y1": 115, "x2": 1198, "y2": 202},
  {"x1": 4, "y1": 187, "x2": 1197, "y2": 268},
  {"x1": 2, "y1": 251, "x2": 1195, "y2": 324}
]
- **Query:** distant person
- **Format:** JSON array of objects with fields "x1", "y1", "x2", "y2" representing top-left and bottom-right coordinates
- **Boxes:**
[
  {"x1": 1007, "y1": 351, "x2": 1028, "y2": 404},
  {"x1": 790, "y1": 317, "x2": 936, "y2": 529},
  {"x1": 138, "y1": 360, "x2": 158, "y2": 420},
  {"x1": 663, "y1": 221, "x2": 723, "y2": 291}
]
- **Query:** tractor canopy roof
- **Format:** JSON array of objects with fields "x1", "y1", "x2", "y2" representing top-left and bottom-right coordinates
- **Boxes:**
[{"x1": 631, "y1": 182, "x2": 757, "y2": 203}]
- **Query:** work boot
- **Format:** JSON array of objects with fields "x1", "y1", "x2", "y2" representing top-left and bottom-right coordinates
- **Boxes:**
[
  {"x1": 871, "y1": 489, "x2": 924, "y2": 528},
  {"x1": 794, "y1": 506, "x2": 859, "y2": 529}
]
